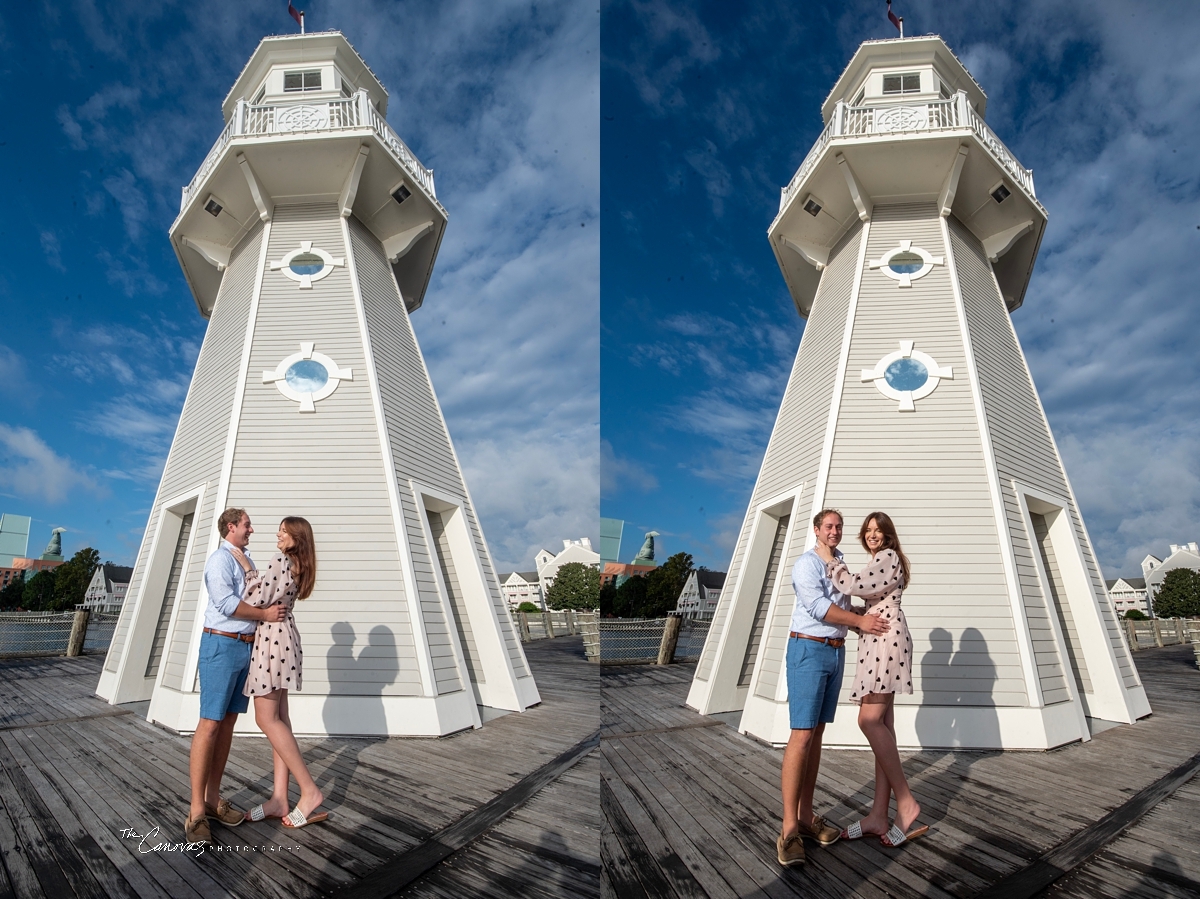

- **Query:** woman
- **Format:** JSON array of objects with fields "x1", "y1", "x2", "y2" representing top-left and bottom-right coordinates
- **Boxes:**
[
  {"x1": 229, "y1": 516, "x2": 327, "y2": 829},
  {"x1": 826, "y1": 512, "x2": 926, "y2": 848}
]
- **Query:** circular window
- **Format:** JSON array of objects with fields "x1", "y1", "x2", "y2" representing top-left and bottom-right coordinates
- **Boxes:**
[
  {"x1": 289, "y1": 253, "x2": 326, "y2": 277},
  {"x1": 285, "y1": 359, "x2": 329, "y2": 393},
  {"x1": 886, "y1": 252, "x2": 925, "y2": 275},
  {"x1": 884, "y1": 357, "x2": 929, "y2": 392}
]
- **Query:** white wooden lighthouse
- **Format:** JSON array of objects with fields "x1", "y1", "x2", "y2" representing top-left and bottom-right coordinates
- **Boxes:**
[
  {"x1": 96, "y1": 32, "x2": 540, "y2": 736},
  {"x1": 687, "y1": 37, "x2": 1149, "y2": 750}
]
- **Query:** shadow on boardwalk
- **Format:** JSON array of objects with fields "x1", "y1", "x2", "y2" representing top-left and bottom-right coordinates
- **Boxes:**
[
  {"x1": 0, "y1": 635, "x2": 599, "y2": 898},
  {"x1": 601, "y1": 645, "x2": 1200, "y2": 899}
]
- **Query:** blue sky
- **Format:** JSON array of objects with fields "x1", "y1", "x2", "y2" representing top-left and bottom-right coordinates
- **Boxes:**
[
  {"x1": 601, "y1": 0, "x2": 1200, "y2": 576},
  {"x1": 0, "y1": 1, "x2": 598, "y2": 573}
]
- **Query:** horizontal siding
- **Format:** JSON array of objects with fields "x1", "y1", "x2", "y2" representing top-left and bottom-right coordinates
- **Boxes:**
[
  {"x1": 822, "y1": 203, "x2": 1024, "y2": 707},
  {"x1": 108, "y1": 226, "x2": 263, "y2": 680},
  {"x1": 225, "y1": 204, "x2": 423, "y2": 697},
  {"x1": 696, "y1": 223, "x2": 862, "y2": 685},
  {"x1": 351, "y1": 216, "x2": 527, "y2": 680},
  {"x1": 951, "y1": 216, "x2": 1138, "y2": 692}
]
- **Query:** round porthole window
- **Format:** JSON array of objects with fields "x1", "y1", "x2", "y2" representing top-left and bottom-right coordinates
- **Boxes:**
[
  {"x1": 270, "y1": 241, "x2": 344, "y2": 289},
  {"x1": 885, "y1": 252, "x2": 925, "y2": 275},
  {"x1": 263, "y1": 343, "x2": 353, "y2": 413},
  {"x1": 884, "y1": 357, "x2": 929, "y2": 391},
  {"x1": 861, "y1": 340, "x2": 953, "y2": 412},
  {"x1": 285, "y1": 359, "x2": 330, "y2": 392},
  {"x1": 288, "y1": 253, "x2": 326, "y2": 277},
  {"x1": 869, "y1": 240, "x2": 944, "y2": 287}
]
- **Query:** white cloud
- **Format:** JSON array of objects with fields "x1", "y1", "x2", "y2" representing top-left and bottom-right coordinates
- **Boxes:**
[
  {"x1": 0, "y1": 426, "x2": 101, "y2": 504},
  {"x1": 39, "y1": 230, "x2": 66, "y2": 272},
  {"x1": 602, "y1": 439, "x2": 659, "y2": 497}
]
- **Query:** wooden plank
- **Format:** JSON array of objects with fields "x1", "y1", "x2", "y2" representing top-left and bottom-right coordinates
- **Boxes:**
[{"x1": 339, "y1": 733, "x2": 599, "y2": 898}]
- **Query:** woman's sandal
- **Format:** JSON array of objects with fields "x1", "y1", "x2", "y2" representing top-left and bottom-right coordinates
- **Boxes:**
[
  {"x1": 282, "y1": 807, "x2": 329, "y2": 829},
  {"x1": 841, "y1": 821, "x2": 887, "y2": 841},
  {"x1": 248, "y1": 804, "x2": 283, "y2": 822},
  {"x1": 881, "y1": 822, "x2": 929, "y2": 847}
]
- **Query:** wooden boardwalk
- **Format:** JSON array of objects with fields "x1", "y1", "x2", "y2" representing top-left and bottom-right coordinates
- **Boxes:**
[
  {"x1": 602, "y1": 645, "x2": 1200, "y2": 899},
  {"x1": 0, "y1": 635, "x2": 598, "y2": 899}
]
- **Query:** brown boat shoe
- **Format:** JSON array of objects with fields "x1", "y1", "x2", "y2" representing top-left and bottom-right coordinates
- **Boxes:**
[
  {"x1": 205, "y1": 798, "x2": 245, "y2": 826},
  {"x1": 797, "y1": 814, "x2": 841, "y2": 846},
  {"x1": 776, "y1": 831, "x2": 806, "y2": 866},
  {"x1": 184, "y1": 814, "x2": 212, "y2": 846}
]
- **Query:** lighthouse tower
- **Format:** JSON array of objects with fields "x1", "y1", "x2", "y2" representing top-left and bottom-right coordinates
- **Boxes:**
[
  {"x1": 687, "y1": 37, "x2": 1149, "y2": 750},
  {"x1": 97, "y1": 32, "x2": 539, "y2": 736}
]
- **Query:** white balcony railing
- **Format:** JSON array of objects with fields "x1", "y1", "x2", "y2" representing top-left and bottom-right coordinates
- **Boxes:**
[
  {"x1": 178, "y1": 90, "x2": 440, "y2": 220},
  {"x1": 778, "y1": 92, "x2": 1040, "y2": 217}
]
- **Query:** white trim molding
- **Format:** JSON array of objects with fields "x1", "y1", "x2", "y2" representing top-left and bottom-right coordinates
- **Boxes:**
[
  {"x1": 869, "y1": 239, "x2": 944, "y2": 288},
  {"x1": 861, "y1": 340, "x2": 953, "y2": 412},
  {"x1": 262, "y1": 342, "x2": 353, "y2": 413},
  {"x1": 270, "y1": 240, "x2": 345, "y2": 289}
]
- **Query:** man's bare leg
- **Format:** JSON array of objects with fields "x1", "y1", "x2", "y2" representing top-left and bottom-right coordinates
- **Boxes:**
[
  {"x1": 797, "y1": 721, "x2": 825, "y2": 828},
  {"x1": 781, "y1": 724, "x2": 824, "y2": 836},
  {"x1": 189, "y1": 718, "x2": 222, "y2": 822},
  {"x1": 202, "y1": 713, "x2": 238, "y2": 809}
]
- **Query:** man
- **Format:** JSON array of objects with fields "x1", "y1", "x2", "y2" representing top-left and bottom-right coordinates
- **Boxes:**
[
  {"x1": 777, "y1": 508, "x2": 891, "y2": 866},
  {"x1": 184, "y1": 508, "x2": 286, "y2": 845}
]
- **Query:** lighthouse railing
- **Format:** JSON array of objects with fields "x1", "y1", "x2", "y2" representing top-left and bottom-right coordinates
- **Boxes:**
[
  {"x1": 179, "y1": 93, "x2": 439, "y2": 216},
  {"x1": 778, "y1": 93, "x2": 1038, "y2": 215}
]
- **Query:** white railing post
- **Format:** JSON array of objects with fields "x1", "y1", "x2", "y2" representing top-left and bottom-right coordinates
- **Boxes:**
[
  {"x1": 834, "y1": 100, "x2": 846, "y2": 137},
  {"x1": 956, "y1": 90, "x2": 970, "y2": 129},
  {"x1": 356, "y1": 89, "x2": 372, "y2": 129},
  {"x1": 235, "y1": 98, "x2": 246, "y2": 136}
]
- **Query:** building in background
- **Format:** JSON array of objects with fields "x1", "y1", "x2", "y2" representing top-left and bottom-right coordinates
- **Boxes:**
[
  {"x1": 535, "y1": 538, "x2": 601, "y2": 597},
  {"x1": 1141, "y1": 542, "x2": 1200, "y2": 614},
  {"x1": 82, "y1": 564, "x2": 134, "y2": 614},
  {"x1": 676, "y1": 569, "x2": 726, "y2": 618},
  {"x1": 1105, "y1": 578, "x2": 1148, "y2": 616},
  {"x1": 0, "y1": 514, "x2": 31, "y2": 568},
  {"x1": 499, "y1": 571, "x2": 543, "y2": 610},
  {"x1": 600, "y1": 529, "x2": 659, "y2": 586},
  {"x1": 7, "y1": 526, "x2": 68, "y2": 582},
  {"x1": 600, "y1": 518, "x2": 624, "y2": 565}
]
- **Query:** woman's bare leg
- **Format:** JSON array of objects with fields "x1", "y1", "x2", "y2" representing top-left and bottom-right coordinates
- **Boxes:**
[
  {"x1": 254, "y1": 690, "x2": 324, "y2": 816},
  {"x1": 858, "y1": 694, "x2": 920, "y2": 831},
  {"x1": 857, "y1": 698, "x2": 891, "y2": 835}
]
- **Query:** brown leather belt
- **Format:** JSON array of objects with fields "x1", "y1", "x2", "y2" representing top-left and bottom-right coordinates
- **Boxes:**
[
  {"x1": 790, "y1": 631, "x2": 845, "y2": 648},
  {"x1": 203, "y1": 627, "x2": 255, "y2": 644}
]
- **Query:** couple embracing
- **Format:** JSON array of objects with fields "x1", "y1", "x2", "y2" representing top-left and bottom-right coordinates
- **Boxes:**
[
  {"x1": 777, "y1": 508, "x2": 927, "y2": 867},
  {"x1": 183, "y1": 507, "x2": 328, "y2": 846}
]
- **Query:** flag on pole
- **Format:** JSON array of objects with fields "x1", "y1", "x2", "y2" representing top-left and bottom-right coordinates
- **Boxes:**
[
  {"x1": 887, "y1": 0, "x2": 902, "y2": 32},
  {"x1": 288, "y1": 1, "x2": 303, "y2": 26}
]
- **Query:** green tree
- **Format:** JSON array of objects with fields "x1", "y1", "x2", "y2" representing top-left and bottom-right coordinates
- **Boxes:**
[
  {"x1": 544, "y1": 562, "x2": 600, "y2": 610},
  {"x1": 52, "y1": 548, "x2": 102, "y2": 611},
  {"x1": 22, "y1": 569, "x2": 58, "y2": 611},
  {"x1": 1123, "y1": 608, "x2": 1148, "y2": 621},
  {"x1": 599, "y1": 579, "x2": 618, "y2": 616},
  {"x1": 1152, "y1": 568, "x2": 1200, "y2": 618},
  {"x1": 0, "y1": 575, "x2": 26, "y2": 610},
  {"x1": 612, "y1": 574, "x2": 648, "y2": 618},
  {"x1": 641, "y1": 552, "x2": 694, "y2": 618},
  {"x1": 516, "y1": 601, "x2": 541, "y2": 613}
]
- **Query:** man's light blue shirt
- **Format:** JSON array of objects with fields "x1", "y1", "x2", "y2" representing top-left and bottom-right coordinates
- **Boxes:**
[
  {"x1": 203, "y1": 541, "x2": 255, "y2": 634},
  {"x1": 789, "y1": 548, "x2": 851, "y2": 639}
]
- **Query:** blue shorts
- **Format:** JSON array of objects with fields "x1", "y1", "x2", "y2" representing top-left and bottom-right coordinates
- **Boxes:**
[
  {"x1": 198, "y1": 630, "x2": 252, "y2": 720},
  {"x1": 786, "y1": 636, "x2": 845, "y2": 730}
]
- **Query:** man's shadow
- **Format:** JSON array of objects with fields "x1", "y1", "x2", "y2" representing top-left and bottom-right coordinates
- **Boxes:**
[{"x1": 306, "y1": 622, "x2": 399, "y2": 808}]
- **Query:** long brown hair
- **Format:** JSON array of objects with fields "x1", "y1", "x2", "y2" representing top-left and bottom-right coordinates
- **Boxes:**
[
  {"x1": 858, "y1": 512, "x2": 911, "y2": 585},
  {"x1": 281, "y1": 516, "x2": 316, "y2": 599}
]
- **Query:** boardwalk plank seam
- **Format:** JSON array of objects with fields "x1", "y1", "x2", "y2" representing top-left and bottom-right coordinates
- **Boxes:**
[{"x1": 335, "y1": 730, "x2": 599, "y2": 898}]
